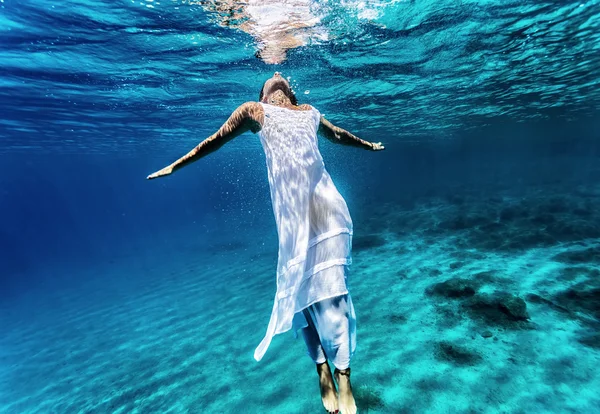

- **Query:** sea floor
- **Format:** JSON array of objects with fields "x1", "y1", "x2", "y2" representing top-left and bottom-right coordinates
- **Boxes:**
[{"x1": 2, "y1": 182, "x2": 600, "y2": 413}]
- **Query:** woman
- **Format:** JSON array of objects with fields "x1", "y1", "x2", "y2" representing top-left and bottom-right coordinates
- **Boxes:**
[
  {"x1": 148, "y1": 72, "x2": 384, "y2": 414},
  {"x1": 196, "y1": 0, "x2": 328, "y2": 64}
]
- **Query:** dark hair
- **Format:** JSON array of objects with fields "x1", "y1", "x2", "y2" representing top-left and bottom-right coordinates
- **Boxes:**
[{"x1": 259, "y1": 84, "x2": 298, "y2": 106}]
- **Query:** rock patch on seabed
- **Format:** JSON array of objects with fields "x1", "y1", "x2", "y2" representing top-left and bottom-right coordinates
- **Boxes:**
[
  {"x1": 425, "y1": 278, "x2": 478, "y2": 299},
  {"x1": 434, "y1": 341, "x2": 483, "y2": 366},
  {"x1": 553, "y1": 246, "x2": 600, "y2": 265},
  {"x1": 553, "y1": 284, "x2": 600, "y2": 319},
  {"x1": 578, "y1": 333, "x2": 600, "y2": 349},
  {"x1": 461, "y1": 293, "x2": 530, "y2": 329},
  {"x1": 426, "y1": 277, "x2": 532, "y2": 330}
]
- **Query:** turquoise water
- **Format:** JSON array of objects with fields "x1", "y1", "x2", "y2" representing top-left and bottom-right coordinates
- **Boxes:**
[{"x1": 1, "y1": 0, "x2": 600, "y2": 413}]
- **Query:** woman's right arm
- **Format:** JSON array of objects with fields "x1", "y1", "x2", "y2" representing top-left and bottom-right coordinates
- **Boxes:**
[{"x1": 147, "y1": 102, "x2": 264, "y2": 179}]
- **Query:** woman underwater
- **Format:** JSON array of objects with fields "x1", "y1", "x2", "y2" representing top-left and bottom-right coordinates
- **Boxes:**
[{"x1": 148, "y1": 72, "x2": 384, "y2": 414}]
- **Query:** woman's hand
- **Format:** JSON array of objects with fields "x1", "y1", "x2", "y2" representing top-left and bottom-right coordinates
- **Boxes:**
[
  {"x1": 147, "y1": 165, "x2": 173, "y2": 180},
  {"x1": 370, "y1": 142, "x2": 385, "y2": 151}
]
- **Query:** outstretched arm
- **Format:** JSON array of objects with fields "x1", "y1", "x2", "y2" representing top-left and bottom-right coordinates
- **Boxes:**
[
  {"x1": 147, "y1": 102, "x2": 264, "y2": 179},
  {"x1": 318, "y1": 116, "x2": 384, "y2": 151}
]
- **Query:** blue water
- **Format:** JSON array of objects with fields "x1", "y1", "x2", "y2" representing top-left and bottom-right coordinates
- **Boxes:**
[{"x1": 2, "y1": 1, "x2": 600, "y2": 413}]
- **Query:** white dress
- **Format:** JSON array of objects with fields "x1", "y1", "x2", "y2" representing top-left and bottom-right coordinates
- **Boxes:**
[{"x1": 254, "y1": 102, "x2": 354, "y2": 361}]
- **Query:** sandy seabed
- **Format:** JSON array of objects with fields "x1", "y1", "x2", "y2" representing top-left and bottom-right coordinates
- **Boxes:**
[{"x1": 2, "y1": 182, "x2": 600, "y2": 413}]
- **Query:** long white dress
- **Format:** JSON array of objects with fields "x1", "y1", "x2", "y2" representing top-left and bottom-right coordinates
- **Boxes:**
[{"x1": 254, "y1": 102, "x2": 354, "y2": 362}]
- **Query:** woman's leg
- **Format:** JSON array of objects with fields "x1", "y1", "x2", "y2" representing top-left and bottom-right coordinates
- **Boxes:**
[
  {"x1": 301, "y1": 309, "x2": 327, "y2": 365},
  {"x1": 308, "y1": 294, "x2": 356, "y2": 370},
  {"x1": 308, "y1": 294, "x2": 357, "y2": 414},
  {"x1": 301, "y1": 309, "x2": 339, "y2": 413}
]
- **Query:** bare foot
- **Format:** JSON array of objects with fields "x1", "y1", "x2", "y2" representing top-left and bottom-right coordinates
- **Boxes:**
[
  {"x1": 317, "y1": 362, "x2": 339, "y2": 413},
  {"x1": 335, "y1": 368, "x2": 356, "y2": 414}
]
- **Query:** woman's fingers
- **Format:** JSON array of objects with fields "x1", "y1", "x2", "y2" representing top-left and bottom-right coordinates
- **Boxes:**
[{"x1": 147, "y1": 166, "x2": 172, "y2": 179}]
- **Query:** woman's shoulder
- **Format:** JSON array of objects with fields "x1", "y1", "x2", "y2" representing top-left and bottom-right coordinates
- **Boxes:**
[
  {"x1": 235, "y1": 101, "x2": 265, "y2": 132},
  {"x1": 239, "y1": 101, "x2": 264, "y2": 112},
  {"x1": 237, "y1": 101, "x2": 266, "y2": 118},
  {"x1": 297, "y1": 104, "x2": 321, "y2": 119}
]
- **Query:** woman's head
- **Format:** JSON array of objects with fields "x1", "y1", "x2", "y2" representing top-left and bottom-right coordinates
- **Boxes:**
[{"x1": 259, "y1": 72, "x2": 298, "y2": 105}]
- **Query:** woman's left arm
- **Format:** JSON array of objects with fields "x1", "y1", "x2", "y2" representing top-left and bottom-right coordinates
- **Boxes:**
[
  {"x1": 147, "y1": 102, "x2": 264, "y2": 179},
  {"x1": 318, "y1": 116, "x2": 384, "y2": 151}
]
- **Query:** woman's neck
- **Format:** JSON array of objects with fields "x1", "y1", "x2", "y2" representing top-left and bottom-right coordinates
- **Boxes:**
[{"x1": 265, "y1": 90, "x2": 293, "y2": 108}]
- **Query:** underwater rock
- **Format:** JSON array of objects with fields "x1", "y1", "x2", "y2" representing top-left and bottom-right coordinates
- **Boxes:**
[
  {"x1": 481, "y1": 330, "x2": 493, "y2": 338},
  {"x1": 553, "y1": 284, "x2": 600, "y2": 319},
  {"x1": 498, "y1": 294, "x2": 530, "y2": 320},
  {"x1": 352, "y1": 234, "x2": 386, "y2": 251},
  {"x1": 426, "y1": 278, "x2": 478, "y2": 299},
  {"x1": 461, "y1": 292, "x2": 530, "y2": 328},
  {"x1": 553, "y1": 246, "x2": 600, "y2": 265},
  {"x1": 525, "y1": 293, "x2": 572, "y2": 315},
  {"x1": 578, "y1": 333, "x2": 600, "y2": 349},
  {"x1": 434, "y1": 341, "x2": 482, "y2": 366}
]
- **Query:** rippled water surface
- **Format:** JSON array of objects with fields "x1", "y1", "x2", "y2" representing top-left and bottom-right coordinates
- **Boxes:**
[{"x1": 1, "y1": 0, "x2": 599, "y2": 153}]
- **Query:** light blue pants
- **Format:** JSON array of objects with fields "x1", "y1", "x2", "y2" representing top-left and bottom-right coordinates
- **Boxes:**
[{"x1": 301, "y1": 293, "x2": 356, "y2": 370}]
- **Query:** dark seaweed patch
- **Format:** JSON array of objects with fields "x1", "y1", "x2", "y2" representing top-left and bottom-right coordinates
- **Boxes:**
[
  {"x1": 426, "y1": 278, "x2": 478, "y2": 299},
  {"x1": 461, "y1": 293, "x2": 530, "y2": 329},
  {"x1": 434, "y1": 341, "x2": 482, "y2": 366}
]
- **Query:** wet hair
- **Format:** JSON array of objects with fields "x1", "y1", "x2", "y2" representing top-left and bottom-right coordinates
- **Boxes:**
[{"x1": 259, "y1": 80, "x2": 298, "y2": 106}]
